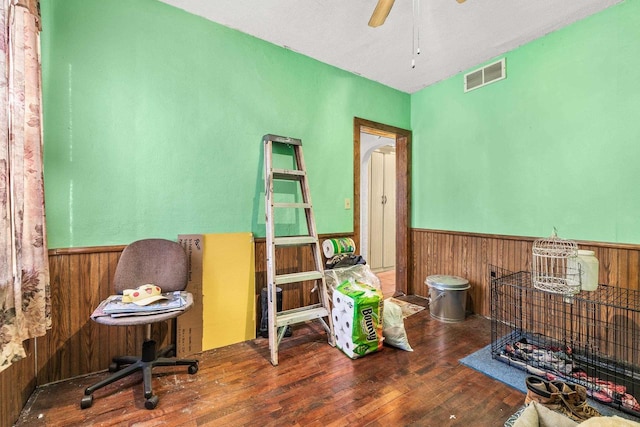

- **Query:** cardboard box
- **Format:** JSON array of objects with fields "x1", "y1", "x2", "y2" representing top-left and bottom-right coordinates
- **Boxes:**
[
  {"x1": 176, "y1": 233, "x2": 256, "y2": 357},
  {"x1": 177, "y1": 235, "x2": 204, "y2": 356}
]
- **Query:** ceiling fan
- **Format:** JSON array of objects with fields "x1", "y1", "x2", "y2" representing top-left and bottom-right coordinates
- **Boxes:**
[{"x1": 368, "y1": 0, "x2": 467, "y2": 27}]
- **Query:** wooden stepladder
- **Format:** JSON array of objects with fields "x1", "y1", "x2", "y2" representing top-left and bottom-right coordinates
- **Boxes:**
[{"x1": 263, "y1": 134, "x2": 335, "y2": 366}]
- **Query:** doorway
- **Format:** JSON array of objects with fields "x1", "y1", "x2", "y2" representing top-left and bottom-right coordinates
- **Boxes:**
[
  {"x1": 362, "y1": 135, "x2": 396, "y2": 272},
  {"x1": 353, "y1": 118, "x2": 411, "y2": 296}
]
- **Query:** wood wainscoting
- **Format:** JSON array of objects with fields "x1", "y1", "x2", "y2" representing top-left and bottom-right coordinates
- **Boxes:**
[
  {"x1": 38, "y1": 246, "x2": 173, "y2": 386},
  {"x1": 409, "y1": 228, "x2": 640, "y2": 318},
  {"x1": 3, "y1": 229, "x2": 638, "y2": 425},
  {"x1": 253, "y1": 233, "x2": 357, "y2": 329},
  {"x1": 0, "y1": 345, "x2": 36, "y2": 427},
  {"x1": 35, "y1": 234, "x2": 355, "y2": 386}
]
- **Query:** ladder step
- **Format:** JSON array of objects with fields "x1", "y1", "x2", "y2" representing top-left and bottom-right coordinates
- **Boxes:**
[
  {"x1": 273, "y1": 202, "x2": 311, "y2": 209},
  {"x1": 275, "y1": 271, "x2": 323, "y2": 284},
  {"x1": 272, "y1": 168, "x2": 305, "y2": 181},
  {"x1": 276, "y1": 304, "x2": 329, "y2": 327},
  {"x1": 274, "y1": 236, "x2": 317, "y2": 246},
  {"x1": 263, "y1": 134, "x2": 302, "y2": 146}
]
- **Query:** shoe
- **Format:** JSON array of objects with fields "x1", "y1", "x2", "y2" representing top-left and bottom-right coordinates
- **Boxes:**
[
  {"x1": 524, "y1": 376, "x2": 577, "y2": 421},
  {"x1": 525, "y1": 376, "x2": 562, "y2": 407},
  {"x1": 551, "y1": 381, "x2": 601, "y2": 421}
]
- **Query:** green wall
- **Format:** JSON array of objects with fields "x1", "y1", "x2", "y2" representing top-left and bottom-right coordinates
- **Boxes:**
[
  {"x1": 42, "y1": 0, "x2": 639, "y2": 248},
  {"x1": 40, "y1": 0, "x2": 410, "y2": 248},
  {"x1": 411, "y1": 0, "x2": 640, "y2": 244}
]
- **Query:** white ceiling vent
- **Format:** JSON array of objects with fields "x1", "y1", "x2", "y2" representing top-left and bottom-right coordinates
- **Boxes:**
[{"x1": 464, "y1": 58, "x2": 506, "y2": 93}]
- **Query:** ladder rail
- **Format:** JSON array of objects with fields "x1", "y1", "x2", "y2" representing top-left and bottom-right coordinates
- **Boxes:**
[{"x1": 264, "y1": 139, "x2": 280, "y2": 365}]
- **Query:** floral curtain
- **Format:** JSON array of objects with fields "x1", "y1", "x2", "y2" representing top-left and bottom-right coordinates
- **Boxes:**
[{"x1": 0, "y1": 0, "x2": 50, "y2": 373}]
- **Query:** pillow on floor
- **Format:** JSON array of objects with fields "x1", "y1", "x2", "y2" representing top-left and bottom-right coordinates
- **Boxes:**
[
  {"x1": 513, "y1": 401, "x2": 577, "y2": 427},
  {"x1": 510, "y1": 402, "x2": 640, "y2": 427},
  {"x1": 581, "y1": 416, "x2": 640, "y2": 427}
]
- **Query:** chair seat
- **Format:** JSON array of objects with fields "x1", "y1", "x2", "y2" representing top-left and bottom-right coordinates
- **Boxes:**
[{"x1": 91, "y1": 292, "x2": 194, "y2": 326}]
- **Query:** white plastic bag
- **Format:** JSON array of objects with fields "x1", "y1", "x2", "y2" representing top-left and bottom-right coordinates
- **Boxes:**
[
  {"x1": 324, "y1": 264, "x2": 381, "y2": 299},
  {"x1": 382, "y1": 299, "x2": 413, "y2": 352}
]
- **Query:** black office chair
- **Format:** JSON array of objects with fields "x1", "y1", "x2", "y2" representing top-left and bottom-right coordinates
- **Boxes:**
[{"x1": 81, "y1": 238, "x2": 199, "y2": 410}]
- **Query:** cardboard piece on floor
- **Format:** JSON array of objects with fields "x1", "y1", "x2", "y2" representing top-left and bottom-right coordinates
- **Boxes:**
[{"x1": 176, "y1": 233, "x2": 256, "y2": 356}]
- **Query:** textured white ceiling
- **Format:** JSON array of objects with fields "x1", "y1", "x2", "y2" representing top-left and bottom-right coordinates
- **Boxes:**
[{"x1": 158, "y1": 0, "x2": 622, "y2": 94}]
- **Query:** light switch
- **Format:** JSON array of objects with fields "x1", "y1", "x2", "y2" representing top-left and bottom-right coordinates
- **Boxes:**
[{"x1": 344, "y1": 198, "x2": 351, "y2": 209}]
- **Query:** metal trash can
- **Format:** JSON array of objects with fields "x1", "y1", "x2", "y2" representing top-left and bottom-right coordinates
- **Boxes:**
[{"x1": 425, "y1": 275, "x2": 470, "y2": 323}]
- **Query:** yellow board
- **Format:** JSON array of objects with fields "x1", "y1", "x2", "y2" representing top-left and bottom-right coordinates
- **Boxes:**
[{"x1": 201, "y1": 232, "x2": 256, "y2": 350}]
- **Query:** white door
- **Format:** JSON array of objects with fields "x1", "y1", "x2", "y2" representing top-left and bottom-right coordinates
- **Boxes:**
[
  {"x1": 368, "y1": 149, "x2": 396, "y2": 271},
  {"x1": 382, "y1": 151, "x2": 396, "y2": 268}
]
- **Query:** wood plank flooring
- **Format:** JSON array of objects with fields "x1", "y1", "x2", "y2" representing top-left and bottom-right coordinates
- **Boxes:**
[
  {"x1": 16, "y1": 306, "x2": 525, "y2": 426},
  {"x1": 376, "y1": 269, "x2": 396, "y2": 298}
]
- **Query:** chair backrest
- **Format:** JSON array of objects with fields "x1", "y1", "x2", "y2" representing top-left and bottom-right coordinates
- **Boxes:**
[{"x1": 113, "y1": 239, "x2": 188, "y2": 294}]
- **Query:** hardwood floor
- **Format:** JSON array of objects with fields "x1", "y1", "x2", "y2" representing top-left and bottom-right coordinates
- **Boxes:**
[
  {"x1": 376, "y1": 269, "x2": 396, "y2": 298},
  {"x1": 16, "y1": 308, "x2": 524, "y2": 426}
]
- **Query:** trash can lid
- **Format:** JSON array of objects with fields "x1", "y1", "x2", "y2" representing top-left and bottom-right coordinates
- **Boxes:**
[{"x1": 425, "y1": 274, "x2": 470, "y2": 290}]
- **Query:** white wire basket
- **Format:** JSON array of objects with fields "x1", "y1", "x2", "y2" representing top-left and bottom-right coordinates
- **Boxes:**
[{"x1": 532, "y1": 232, "x2": 580, "y2": 294}]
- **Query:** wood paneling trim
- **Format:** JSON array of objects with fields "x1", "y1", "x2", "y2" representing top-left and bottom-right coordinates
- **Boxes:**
[
  {"x1": 252, "y1": 232, "x2": 354, "y2": 244},
  {"x1": 353, "y1": 122, "x2": 362, "y2": 254},
  {"x1": 48, "y1": 245, "x2": 126, "y2": 256},
  {"x1": 410, "y1": 228, "x2": 640, "y2": 318},
  {"x1": 354, "y1": 117, "x2": 412, "y2": 296},
  {"x1": 395, "y1": 134, "x2": 411, "y2": 295},
  {"x1": 415, "y1": 227, "x2": 640, "y2": 250},
  {"x1": 359, "y1": 125, "x2": 395, "y2": 139}
]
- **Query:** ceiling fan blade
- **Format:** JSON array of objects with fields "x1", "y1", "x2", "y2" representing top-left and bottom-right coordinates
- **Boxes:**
[{"x1": 368, "y1": 0, "x2": 395, "y2": 28}]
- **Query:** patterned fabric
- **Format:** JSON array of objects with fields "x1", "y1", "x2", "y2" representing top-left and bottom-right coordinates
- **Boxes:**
[
  {"x1": 0, "y1": 0, "x2": 50, "y2": 373},
  {"x1": 504, "y1": 405, "x2": 527, "y2": 427}
]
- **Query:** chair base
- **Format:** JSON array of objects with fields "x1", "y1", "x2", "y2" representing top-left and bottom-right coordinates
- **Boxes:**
[{"x1": 80, "y1": 340, "x2": 198, "y2": 410}]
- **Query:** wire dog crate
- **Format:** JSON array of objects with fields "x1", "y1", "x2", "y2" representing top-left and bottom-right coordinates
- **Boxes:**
[{"x1": 490, "y1": 266, "x2": 640, "y2": 417}]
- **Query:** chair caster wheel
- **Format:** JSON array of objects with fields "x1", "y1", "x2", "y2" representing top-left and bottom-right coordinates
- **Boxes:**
[
  {"x1": 80, "y1": 394, "x2": 93, "y2": 409},
  {"x1": 145, "y1": 395, "x2": 159, "y2": 410},
  {"x1": 108, "y1": 362, "x2": 119, "y2": 372},
  {"x1": 188, "y1": 363, "x2": 198, "y2": 374}
]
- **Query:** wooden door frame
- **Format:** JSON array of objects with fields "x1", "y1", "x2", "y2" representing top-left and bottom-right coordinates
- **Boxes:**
[{"x1": 353, "y1": 117, "x2": 412, "y2": 295}]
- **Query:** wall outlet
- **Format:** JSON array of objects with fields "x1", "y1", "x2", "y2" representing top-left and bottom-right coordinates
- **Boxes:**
[{"x1": 344, "y1": 198, "x2": 351, "y2": 209}]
